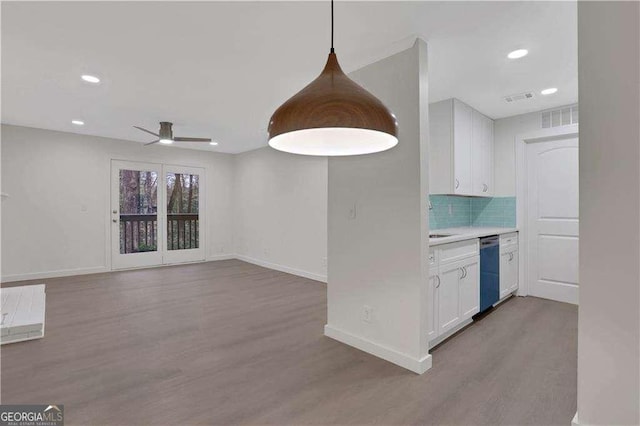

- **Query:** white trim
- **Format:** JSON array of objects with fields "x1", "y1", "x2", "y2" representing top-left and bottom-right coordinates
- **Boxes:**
[
  {"x1": 235, "y1": 255, "x2": 327, "y2": 283},
  {"x1": 206, "y1": 254, "x2": 235, "y2": 262},
  {"x1": 324, "y1": 324, "x2": 432, "y2": 374},
  {"x1": 572, "y1": 412, "x2": 580, "y2": 426},
  {"x1": 1, "y1": 255, "x2": 322, "y2": 284},
  {"x1": 515, "y1": 124, "x2": 579, "y2": 298},
  {"x1": 1, "y1": 266, "x2": 110, "y2": 283}
]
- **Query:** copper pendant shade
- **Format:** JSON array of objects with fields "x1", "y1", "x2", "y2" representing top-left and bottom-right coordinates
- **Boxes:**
[{"x1": 267, "y1": 2, "x2": 398, "y2": 156}]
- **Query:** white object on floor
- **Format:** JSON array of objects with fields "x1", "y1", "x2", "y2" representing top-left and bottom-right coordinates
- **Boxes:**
[{"x1": 1, "y1": 284, "x2": 46, "y2": 344}]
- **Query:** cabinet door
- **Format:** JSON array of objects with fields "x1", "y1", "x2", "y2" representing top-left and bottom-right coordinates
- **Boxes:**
[
  {"x1": 427, "y1": 271, "x2": 439, "y2": 342},
  {"x1": 508, "y1": 250, "x2": 519, "y2": 292},
  {"x1": 483, "y1": 116, "x2": 494, "y2": 196},
  {"x1": 438, "y1": 261, "x2": 463, "y2": 334},
  {"x1": 459, "y1": 256, "x2": 480, "y2": 319},
  {"x1": 453, "y1": 100, "x2": 473, "y2": 195},
  {"x1": 472, "y1": 110, "x2": 485, "y2": 196},
  {"x1": 472, "y1": 111, "x2": 494, "y2": 197},
  {"x1": 500, "y1": 250, "x2": 518, "y2": 298}
]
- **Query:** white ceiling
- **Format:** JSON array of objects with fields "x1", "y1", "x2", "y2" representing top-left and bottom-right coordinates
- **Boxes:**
[{"x1": 1, "y1": 1, "x2": 577, "y2": 154}]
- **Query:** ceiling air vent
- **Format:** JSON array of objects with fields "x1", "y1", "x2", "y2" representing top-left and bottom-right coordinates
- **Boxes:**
[
  {"x1": 504, "y1": 92, "x2": 535, "y2": 103},
  {"x1": 541, "y1": 105, "x2": 579, "y2": 128}
]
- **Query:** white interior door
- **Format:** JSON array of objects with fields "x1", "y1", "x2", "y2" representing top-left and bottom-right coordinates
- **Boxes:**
[
  {"x1": 163, "y1": 165, "x2": 205, "y2": 264},
  {"x1": 111, "y1": 160, "x2": 164, "y2": 270},
  {"x1": 527, "y1": 137, "x2": 579, "y2": 304},
  {"x1": 111, "y1": 161, "x2": 205, "y2": 269}
]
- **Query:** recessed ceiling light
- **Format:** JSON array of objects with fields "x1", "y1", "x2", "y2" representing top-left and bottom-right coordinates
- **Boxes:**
[
  {"x1": 541, "y1": 87, "x2": 558, "y2": 95},
  {"x1": 159, "y1": 139, "x2": 174, "y2": 144},
  {"x1": 71, "y1": 120, "x2": 84, "y2": 125},
  {"x1": 209, "y1": 141, "x2": 219, "y2": 146},
  {"x1": 507, "y1": 49, "x2": 528, "y2": 59},
  {"x1": 81, "y1": 74, "x2": 100, "y2": 84}
]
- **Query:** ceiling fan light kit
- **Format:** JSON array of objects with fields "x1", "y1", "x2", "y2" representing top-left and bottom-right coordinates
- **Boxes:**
[{"x1": 267, "y1": 0, "x2": 398, "y2": 156}]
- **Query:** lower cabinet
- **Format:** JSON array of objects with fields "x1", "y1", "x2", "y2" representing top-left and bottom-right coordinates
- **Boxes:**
[
  {"x1": 429, "y1": 240, "x2": 480, "y2": 345},
  {"x1": 499, "y1": 249, "x2": 518, "y2": 299}
]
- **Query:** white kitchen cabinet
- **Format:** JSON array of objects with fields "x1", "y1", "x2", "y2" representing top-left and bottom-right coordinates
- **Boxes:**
[
  {"x1": 429, "y1": 98, "x2": 494, "y2": 197},
  {"x1": 453, "y1": 100, "x2": 473, "y2": 195},
  {"x1": 472, "y1": 110, "x2": 494, "y2": 196},
  {"x1": 459, "y1": 257, "x2": 480, "y2": 319},
  {"x1": 499, "y1": 232, "x2": 519, "y2": 299},
  {"x1": 438, "y1": 260, "x2": 463, "y2": 335},
  {"x1": 429, "y1": 239, "x2": 480, "y2": 344},
  {"x1": 500, "y1": 249, "x2": 518, "y2": 299}
]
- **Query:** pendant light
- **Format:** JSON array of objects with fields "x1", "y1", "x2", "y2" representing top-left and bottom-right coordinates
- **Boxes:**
[{"x1": 268, "y1": 0, "x2": 398, "y2": 156}]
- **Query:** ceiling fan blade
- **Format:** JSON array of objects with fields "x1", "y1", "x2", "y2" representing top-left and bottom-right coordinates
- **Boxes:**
[
  {"x1": 174, "y1": 137, "x2": 212, "y2": 142},
  {"x1": 133, "y1": 126, "x2": 160, "y2": 137},
  {"x1": 144, "y1": 139, "x2": 160, "y2": 146}
]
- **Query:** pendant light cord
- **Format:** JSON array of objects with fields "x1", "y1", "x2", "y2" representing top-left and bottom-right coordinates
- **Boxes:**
[{"x1": 330, "y1": 0, "x2": 334, "y2": 53}]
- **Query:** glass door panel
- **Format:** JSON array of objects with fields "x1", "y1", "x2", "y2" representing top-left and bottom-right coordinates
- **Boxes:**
[
  {"x1": 111, "y1": 161, "x2": 164, "y2": 269},
  {"x1": 120, "y1": 169, "x2": 158, "y2": 254},
  {"x1": 166, "y1": 172, "x2": 199, "y2": 250},
  {"x1": 162, "y1": 166, "x2": 205, "y2": 264}
]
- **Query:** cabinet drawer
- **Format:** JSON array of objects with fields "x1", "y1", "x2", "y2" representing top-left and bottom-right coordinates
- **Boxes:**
[
  {"x1": 439, "y1": 239, "x2": 479, "y2": 264},
  {"x1": 500, "y1": 232, "x2": 518, "y2": 250}
]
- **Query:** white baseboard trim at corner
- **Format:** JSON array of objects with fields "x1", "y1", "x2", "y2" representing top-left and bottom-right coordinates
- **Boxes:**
[
  {"x1": 324, "y1": 324, "x2": 432, "y2": 374},
  {"x1": 1, "y1": 266, "x2": 110, "y2": 283},
  {"x1": 571, "y1": 412, "x2": 580, "y2": 426},
  {"x1": 235, "y1": 255, "x2": 327, "y2": 283}
]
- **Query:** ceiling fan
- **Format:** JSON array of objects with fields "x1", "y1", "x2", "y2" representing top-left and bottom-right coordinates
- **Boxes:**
[{"x1": 134, "y1": 122, "x2": 212, "y2": 146}]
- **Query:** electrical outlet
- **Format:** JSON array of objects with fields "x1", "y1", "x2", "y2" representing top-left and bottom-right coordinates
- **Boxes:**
[{"x1": 362, "y1": 305, "x2": 373, "y2": 323}]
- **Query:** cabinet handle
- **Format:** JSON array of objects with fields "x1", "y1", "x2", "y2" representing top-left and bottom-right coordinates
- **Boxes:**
[
  {"x1": 509, "y1": 252, "x2": 514, "y2": 261},
  {"x1": 455, "y1": 179, "x2": 460, "y2": 189},
  {"x1": 460, "y1": 267, "x2": 467, "y2": 279},
  {"x1": 483, "y1": 184, "x2": 488, "y2": 192},
  {"x1": 436, "y1": 275, "x2": 441, "y2": 288}
]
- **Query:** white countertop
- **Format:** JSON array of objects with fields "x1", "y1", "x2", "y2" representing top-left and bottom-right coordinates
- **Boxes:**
[{"x1": 429, "y1": 227, "x2": 518, "y2": 246}]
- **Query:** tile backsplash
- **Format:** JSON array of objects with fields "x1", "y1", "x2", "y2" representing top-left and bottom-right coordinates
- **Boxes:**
[{"x1": 429, "y1": 195, "x2": 516, "y2": 230}]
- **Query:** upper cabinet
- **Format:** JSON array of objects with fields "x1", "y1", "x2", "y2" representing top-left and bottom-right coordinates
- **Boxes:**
[{"x1": 429, "y1": 99, "x2": 494, "y2": 197}]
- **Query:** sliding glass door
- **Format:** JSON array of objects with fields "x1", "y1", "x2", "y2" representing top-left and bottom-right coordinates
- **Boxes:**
[{"x1": 111, "y1": 160, "x2": 205, "y2": 270}]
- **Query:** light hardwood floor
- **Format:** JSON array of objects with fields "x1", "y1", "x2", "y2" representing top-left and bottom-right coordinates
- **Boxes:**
[{"x1": 1, "y1": 260, "x2": 577, "y2": 425}]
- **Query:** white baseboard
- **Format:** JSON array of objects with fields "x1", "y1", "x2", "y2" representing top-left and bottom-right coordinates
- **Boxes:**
[
  {"x1": 1, "y1": 266, "x2": 110, "y2": 283},
  {"x1": 206, "y1": 254, "x2": 236, "y2": 262},
  {"x1": 1, "y1": 255, "x2": 326, "y2": 285},
  {"x1": 571, "y1": 412, "x2": 580, "y2": 426},
  {"x1": 235, "y1": 255, "x2": 327, "y2": 283},
  {"x1": 324, "y1": 324, "x2": 432, "y2": 374}
]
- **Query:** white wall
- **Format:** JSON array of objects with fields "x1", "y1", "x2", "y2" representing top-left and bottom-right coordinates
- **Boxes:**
[
  {"x1": 494, "y1": 105, "x2": 576, "y2": 196},
  {"x1": 326, "y1": 40, "x2": 431, "y2": 373},
  {"x1": 1, "y1": 124, "x2": 235, "y2": 281},
  {"x1": 233, "y1": 147, "x2": 327, "y2": 281},
  {"x1": 576, "y1": 2, "x2": 640, "y2": 425}
]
